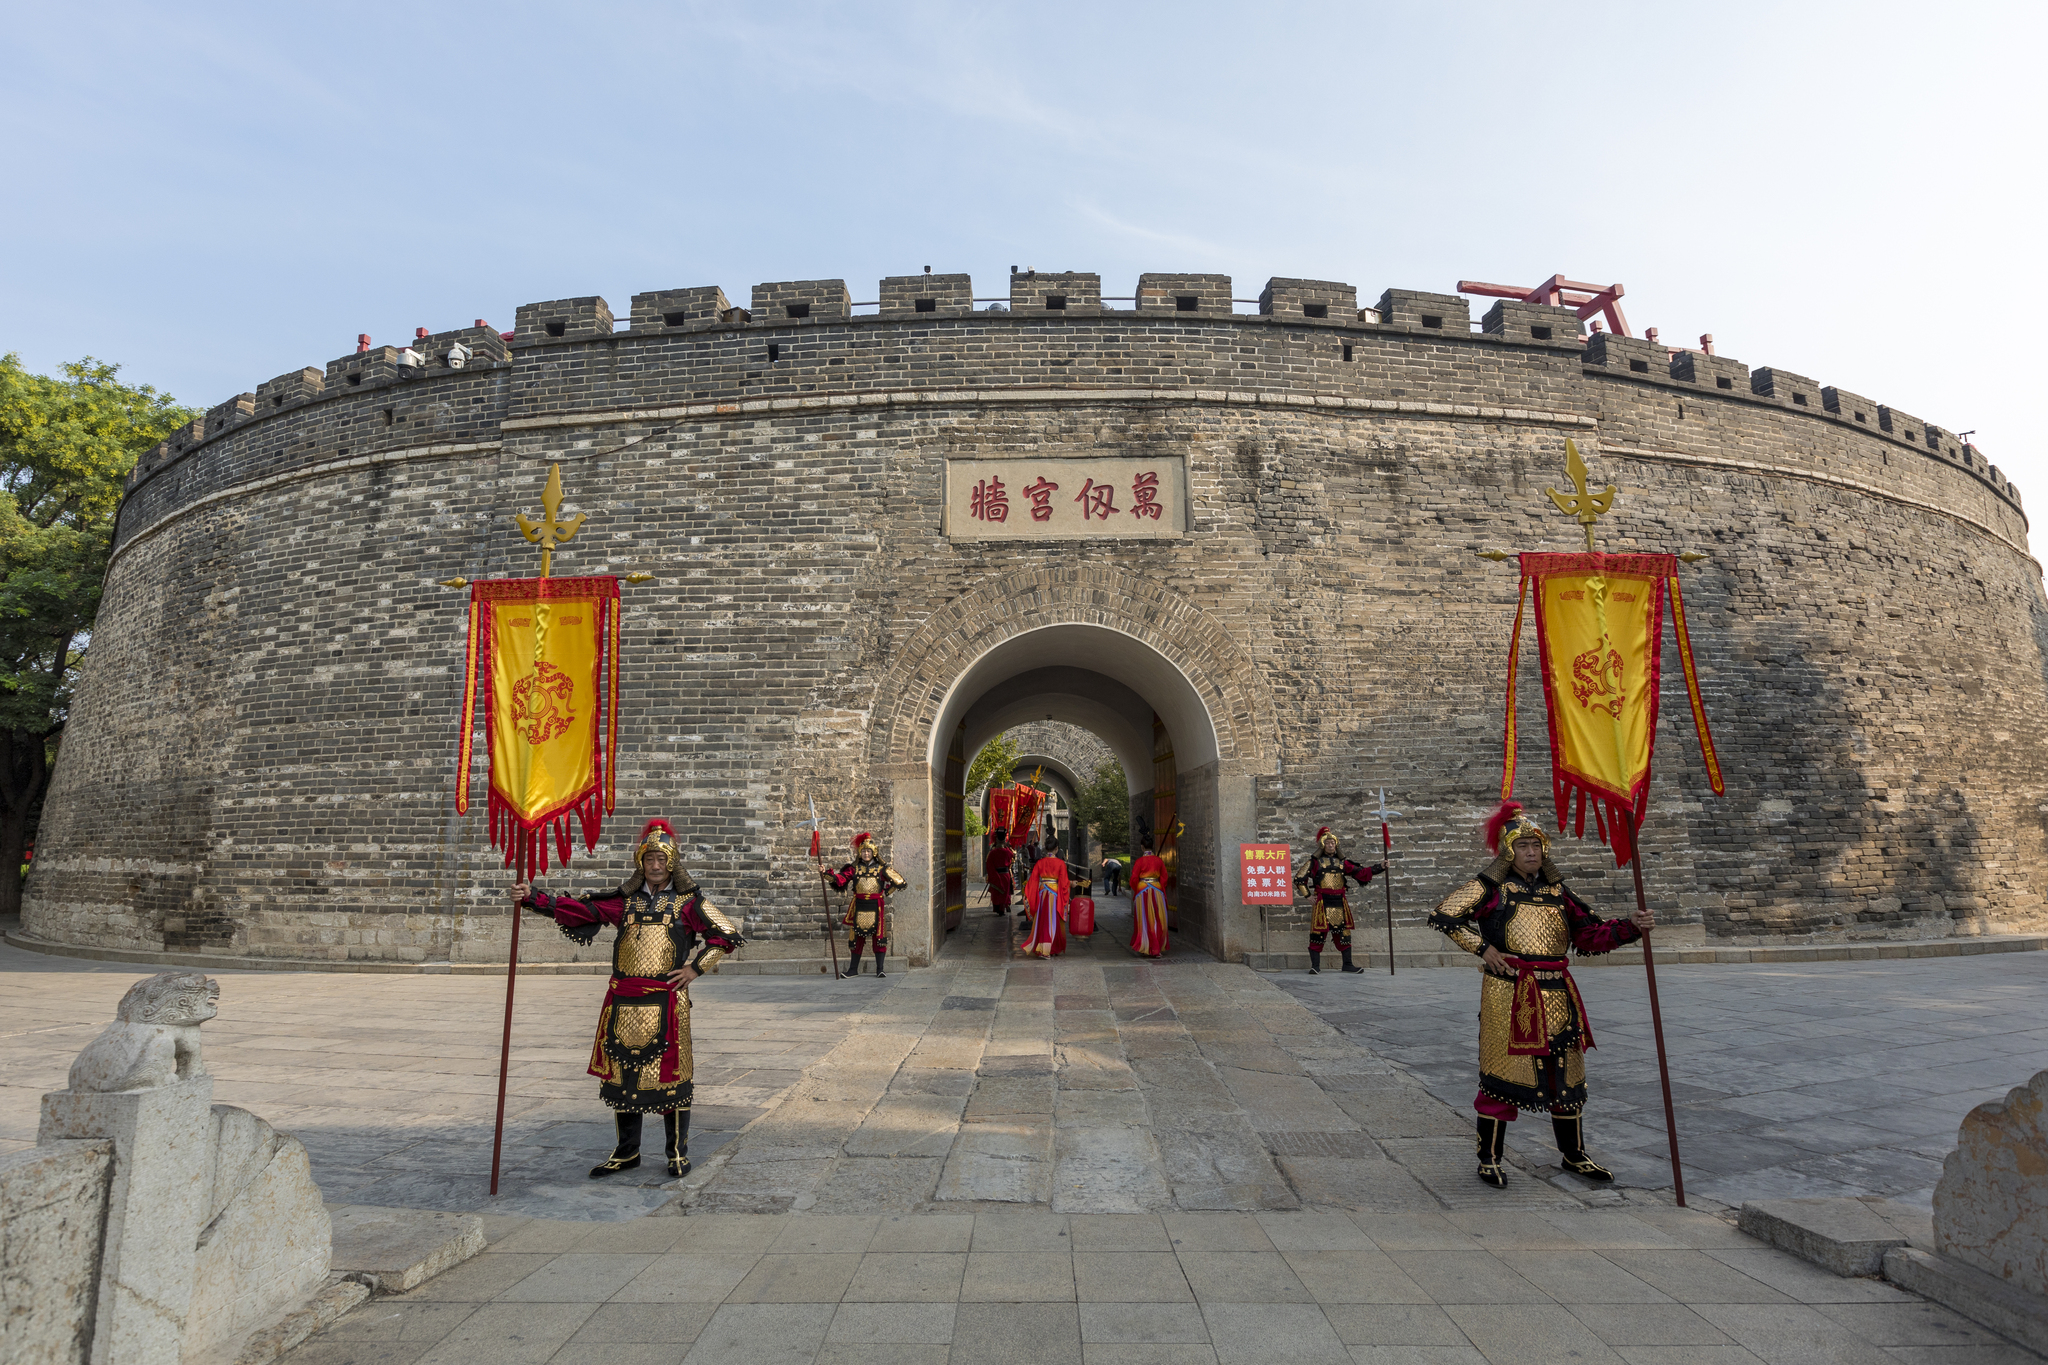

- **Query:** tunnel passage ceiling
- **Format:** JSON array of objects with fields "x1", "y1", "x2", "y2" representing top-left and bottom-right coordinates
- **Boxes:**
[{"x1": 936, "y1": 625, "x2": 1222, "y2": 796}]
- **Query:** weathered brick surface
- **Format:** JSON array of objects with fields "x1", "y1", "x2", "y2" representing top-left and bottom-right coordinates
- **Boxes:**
[{"x1": 25, "y1": 278, "x2": 2045, "y2": 967}]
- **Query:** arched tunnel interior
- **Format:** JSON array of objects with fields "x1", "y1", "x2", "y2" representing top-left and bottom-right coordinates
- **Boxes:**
[{"x1": 927, "y1": 624, "x2": 1227, "y2": 958}]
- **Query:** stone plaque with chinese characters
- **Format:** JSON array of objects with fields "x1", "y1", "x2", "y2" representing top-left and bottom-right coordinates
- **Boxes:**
[{"x1": 944, "y1": 455, "x2": 1186, "y2": 540}]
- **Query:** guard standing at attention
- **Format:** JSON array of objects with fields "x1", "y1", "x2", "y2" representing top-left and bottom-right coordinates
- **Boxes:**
[
  {"x1": 1294, "y1": 827, "x2": 1384, "y2": 975},
  {"x1": 1427, "y1": 801, "x2": 1652, "y2": 1188},
  {"x1": 514, "y1": 819, "x2": 745, "y2": 1180},
  {"x1": 831, "y1": 832, "x2": 908, "y2": 977}
]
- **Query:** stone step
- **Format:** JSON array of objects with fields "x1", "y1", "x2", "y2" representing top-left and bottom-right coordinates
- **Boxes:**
[
  {"x1": 1885, "y1": 1246, "x2": 2048, "y2": 1358},
  {"x1": 1737, "y1": 1196, "x2": 1929, "y2": 1276},
  {"x1": 326, "y1": 1203, "x2": 486, "y2": 1295}
]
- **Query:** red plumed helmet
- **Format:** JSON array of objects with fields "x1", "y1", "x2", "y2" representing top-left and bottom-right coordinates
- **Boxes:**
[
  {"x1": 853, "y1": 831, "x2": 875, "y2": 847},
  {"x1": 638, "y1": 818, "x2": 677, "y2": 845},
  {"x1": 1482, "y1": 800, "x2": 1524, "y2": 855},
  {"x1": 1316, "y1": 826, "x2": 1335, "y2": 842}
]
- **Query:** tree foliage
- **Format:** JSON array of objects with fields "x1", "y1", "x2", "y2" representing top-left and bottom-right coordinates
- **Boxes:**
[
  {"x1": 1072, "y1": 758, "x2": 1131, "y2": 857},
  {"x1": 0, "y1": 354, "x2": 193, "y2": 912}
]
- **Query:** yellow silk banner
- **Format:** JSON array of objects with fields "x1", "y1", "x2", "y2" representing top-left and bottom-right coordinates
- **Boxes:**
[
  {"x1": 456, "y1": 576, "x2": 620, "y2": 878},
  {"x1": 1500, "y1": 553, "x2": 1721, "y2": 864}
]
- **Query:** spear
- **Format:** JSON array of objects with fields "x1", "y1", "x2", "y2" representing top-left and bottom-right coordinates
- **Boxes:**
[
  {"x1": 1374, "y1": 788, "x2": 1403, "y2": 976},
  {"x1": 808, "y1": 796, "x2": 842, "y2": 980}
]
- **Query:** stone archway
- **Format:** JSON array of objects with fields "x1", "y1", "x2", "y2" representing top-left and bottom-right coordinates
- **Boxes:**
[{"x1": 868, "y1": 566, "x2": 1279, "y2": 966}]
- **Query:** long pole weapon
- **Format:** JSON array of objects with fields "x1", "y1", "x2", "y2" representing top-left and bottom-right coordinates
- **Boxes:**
[
  {"x1": 488, "y1": 464, "x2": 584, "y2": 1198},
  {"x1": 1625, "y1": 804, "x2": 1686, "y2": 1206},
  {"x1": 1551, "y1": 446, "x2": 1687, "y2": 1206},
  {"x1": 1479, "y1": 439, "x2": 1698, "y2": 1206},
  {"x1": 809, "y1": 797, "x2": 843, "y2": 980},
  {"x1": 445, "y1": 467, "x2": 652, "y2": 1195},
  {"x1": 1373, "y1": 788, "x2": 1402, "y2": 976}
]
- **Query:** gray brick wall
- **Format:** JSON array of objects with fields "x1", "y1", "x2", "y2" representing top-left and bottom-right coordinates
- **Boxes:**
[{"x1": 30, "y1": 276, "x2": 2046, "y2": 966}]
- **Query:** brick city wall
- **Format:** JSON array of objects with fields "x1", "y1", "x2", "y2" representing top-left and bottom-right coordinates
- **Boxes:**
[{"x1": 22, "y1": 272, "x2": 2045, "y2": 964}]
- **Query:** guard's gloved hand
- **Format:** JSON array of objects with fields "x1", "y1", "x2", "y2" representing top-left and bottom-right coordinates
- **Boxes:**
[{"x1": 1370, "y1": 863, "x2": 1387, "y2": 875}]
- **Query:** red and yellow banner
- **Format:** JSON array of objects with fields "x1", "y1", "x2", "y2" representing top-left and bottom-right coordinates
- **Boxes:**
[
  {"x1": 456, "y1": 576, "x2": 621, "y2": 878},
  {"x1": 1501, "y1": 553, "x2": 1721, "y2": 864},
  {"x1": 1006, "y1": 783, "x2": 1046, "y2": 848}
]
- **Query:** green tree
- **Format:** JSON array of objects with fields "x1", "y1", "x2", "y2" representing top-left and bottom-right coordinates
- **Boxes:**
[
  {"x1": 963, "y1": 731, "x2": 1024, "y2": 838},
  {"x1": 1072, "y1": 759, "x2": 1131, "y2": 857},
  {"x1": 0, "y1": 354, "x2": 193, "y2": 914}
]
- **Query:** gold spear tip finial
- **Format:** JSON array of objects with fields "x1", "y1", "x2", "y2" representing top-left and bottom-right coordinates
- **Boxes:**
[
  {"x1": 624, "y1": 572, "x2": 655, "y2": 584},
  {"x1": 1544, "y1": 439, "x2": 1618, "y2": 552},
  {"x1": 513, "y1": 462, "x2": 589, "y2": 577},
  {"x1": 437, "y1": 577, "x2": 470, "y2": 588}
]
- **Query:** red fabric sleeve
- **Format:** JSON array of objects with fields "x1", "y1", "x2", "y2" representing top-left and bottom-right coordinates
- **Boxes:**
[
  {"x1": 1565, "y1": 890, "x2": 1642, "y2": 955},
  {"x1": 1342, "y1": 858, "x2": 1378, "y2": 886},
  {"x1": 534, "y1": 890, "x2": 625, "y2": 929},
  {"x1": 829, "y1": 863, "x2": 857, "y2": 891}
]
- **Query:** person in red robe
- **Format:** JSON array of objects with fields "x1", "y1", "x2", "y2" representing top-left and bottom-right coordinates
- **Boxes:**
[
  {"x1": 1020, "y1": 850, "x2": 1069, "y2": 957},
  {"x1": 1128, "y1": 833, "x2": 1169, "y2": 958},
  {"x1": 984, "y1": 827, "x2": 1015, "y2": 916}
]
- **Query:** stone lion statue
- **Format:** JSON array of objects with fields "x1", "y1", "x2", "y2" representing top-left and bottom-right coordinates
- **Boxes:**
[{"x1": 67, "y1": 971, "x2": 220, "y2": 1092}]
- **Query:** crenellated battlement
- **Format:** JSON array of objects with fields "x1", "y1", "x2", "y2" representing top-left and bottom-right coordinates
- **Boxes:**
[{"x1": 141, "y1": 271, "x2": 2019, "y2": 519}]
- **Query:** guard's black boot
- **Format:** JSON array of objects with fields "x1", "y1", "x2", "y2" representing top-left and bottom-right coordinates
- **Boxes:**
[
  {"x1": 663, "y1": 1107, "x2": 691, "y2": 1179},
  {"x1": 847, "y1": 941, "x2": 865, "y2": 976},
  {"x1": 590, "y1": 1112, "x2": 643, "y2": 1178},
  {"x1": 1340, "y1": 944, "x2": 1365, "y2": 974},
  {"x1": 1552, "y1": 1112, "x2": 1613, "y2": 1181},
  {"x1": 1307, "y1": 949, "x2": 1321, "y2": 975},
  {"x1": 873, "y1": 947, "x2": 887, "y2": 979},
  {"x1": 1475, "y1": 1116, "x2": 1508, "y2": 1188}
]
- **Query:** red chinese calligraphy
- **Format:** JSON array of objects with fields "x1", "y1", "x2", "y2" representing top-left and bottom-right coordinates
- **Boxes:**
[
  {"x1": 1129, "y1": 471, "x2": 1162, "y2": 520},
  {"x1": 1023, "y1": 477, "x2": 1059, "y2": 522},
  {"x1": 969, "y1": 476, "x2": 1010, "y2": 522},
  {"x1": 1074, "y1": 478, "x2": 1118, "y2": 521}
]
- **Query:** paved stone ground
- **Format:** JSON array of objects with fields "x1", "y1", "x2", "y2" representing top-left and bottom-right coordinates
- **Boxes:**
[
  {"x1": 1277, "y1": 950, "x2": 2048, "y2": 1211},
  {"x1": 678, "y1": 898, "x2": 1589, "y2": 1218},
  {"x1": 0, "y1": 921, "x2": 866, "y2": 1220},
  {"x1": 286, "y1": 1207, "x2": 2039, "y2": 1365},
  {"x1": 9, "y1": 910, "x2": 2048, "y2": 1361}
]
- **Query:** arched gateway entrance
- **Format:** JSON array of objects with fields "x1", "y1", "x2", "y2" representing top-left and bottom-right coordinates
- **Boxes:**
[{"x1": 867, "y1": 567, "x2": 1278, "y2": 967}]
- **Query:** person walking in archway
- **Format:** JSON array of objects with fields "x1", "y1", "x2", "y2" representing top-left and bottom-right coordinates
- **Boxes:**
[
  {"x1": 830, "y1": 832, "x2": 908, "y2": 977},
  {"x1": 985, "y1": 827, "x2": 1015, "y2": 916},
  {"x1": 1021, "y1": 845, "x2": 1069, "y2": 957},
  {"x1": 1127, "y1": 834, "x2": 1168, "y2": 958},
  {"x1": 513, "y1": 819, "x2": 745, "y2": 1181},
  {"x1": 1100, "y1": 855, "x2": 1125, "y2": 898},
  {"x1": 1294, "y1": 827, "x2": 1384, "y2": 974},
  {"x1": 1427, "y1": 801, "x2": 1653, "y2": 1189}
]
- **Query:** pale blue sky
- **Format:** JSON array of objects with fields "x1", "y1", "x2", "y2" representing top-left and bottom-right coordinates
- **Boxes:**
[{"x1": 4, "y1": 2, "x2": 2042, "y2": 492}]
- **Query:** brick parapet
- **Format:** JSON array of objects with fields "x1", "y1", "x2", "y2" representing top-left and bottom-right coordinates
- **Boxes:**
[{"x1": 123, "y1": 298, "x2": 2021, "y2": 543}]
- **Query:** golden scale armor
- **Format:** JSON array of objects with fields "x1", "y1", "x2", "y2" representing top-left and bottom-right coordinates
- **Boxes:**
[
  {"x1": 524, "y1": 818, "x2": 745, "y2": 1181},
  {"x1": 1429, "y1": 801, "x2": 1642, "y2": 1189}
]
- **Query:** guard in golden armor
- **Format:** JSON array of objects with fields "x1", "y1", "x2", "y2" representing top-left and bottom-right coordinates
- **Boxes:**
[
  {"x1": 513, "y1": 818, "x2": 745, "y2": 1180},
  {"x1": 1428, "y1": 801, "x2": 1652, "y2": 1188},
  {"x1": 831, "y1": 832, "x2": 907, "y2": 977},
  {"x1": 1293, "y1": 827, "x2": 1385, "y2": 974}
]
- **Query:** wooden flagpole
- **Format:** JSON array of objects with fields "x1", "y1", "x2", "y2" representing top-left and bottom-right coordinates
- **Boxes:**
[
  {"x1": 445, "y1": 466, "x2": 657, "y2": 1197},
  {"x1": 1476, "y1": 438, "x2": 1712, "y2": 1209},
  {"x1": 1624, "y1": 805, "x2": 1686, "y2": 1206},
  {"x1": 488, "y1": 901, "x2": 522, "y2": 1196}
]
